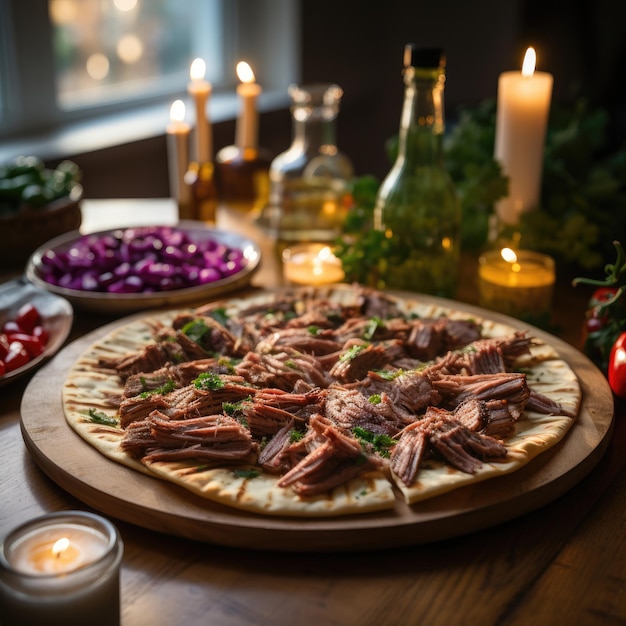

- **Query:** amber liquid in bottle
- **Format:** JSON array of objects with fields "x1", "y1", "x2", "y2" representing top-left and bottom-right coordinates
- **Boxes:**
[
  {"x1": 184, "y1": 161, "x2": 218, "y2": 223},
  {"x1": 215, "y1": 146, "x2": 272, "y2": 216}
]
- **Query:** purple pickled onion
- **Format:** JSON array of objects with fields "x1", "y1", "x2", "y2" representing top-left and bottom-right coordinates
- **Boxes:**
[
  {"x1": 197, "y1": 267, "x2": 221, "y2": 284},
  {"x1": 35, "y1": 225, "x2": 249, "y2": 294},
  {"x1": 108, "y1": 275, "x2": 144, "y2": 293}
]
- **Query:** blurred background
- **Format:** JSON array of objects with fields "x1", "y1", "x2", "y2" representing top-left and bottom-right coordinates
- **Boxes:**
[{"x1": 1, "y1": 0, "x2": 624, "y2": 197}]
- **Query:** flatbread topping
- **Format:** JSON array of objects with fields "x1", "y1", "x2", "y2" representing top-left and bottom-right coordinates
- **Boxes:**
[{"x1": 62, "y1": 285, "x2": 581, "y2": 517}]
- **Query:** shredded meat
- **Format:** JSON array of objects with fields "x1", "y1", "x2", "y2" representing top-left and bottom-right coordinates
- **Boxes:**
[{"x1": 103, "y1": 284, "x2": 577, "y2": 496}]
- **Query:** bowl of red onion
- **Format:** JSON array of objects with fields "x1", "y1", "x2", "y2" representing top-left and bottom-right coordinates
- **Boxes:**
[{"x1": 25, "y1": 223, "x2": 261, "y2": 313}]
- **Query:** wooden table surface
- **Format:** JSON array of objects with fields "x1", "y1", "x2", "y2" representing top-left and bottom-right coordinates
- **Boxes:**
[{"x1": 2, "y1": 200, "x2": 624, "y2": 626}]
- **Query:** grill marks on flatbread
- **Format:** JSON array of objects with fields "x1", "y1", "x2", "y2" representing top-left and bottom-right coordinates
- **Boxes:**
[{"x1": 62, "y1": 286, "x2": 581, "y2": 517}]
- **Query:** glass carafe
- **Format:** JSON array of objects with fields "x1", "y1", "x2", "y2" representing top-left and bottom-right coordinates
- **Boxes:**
[{"x1": 263, "y1": 83, "x2": 354, "y2": 245}]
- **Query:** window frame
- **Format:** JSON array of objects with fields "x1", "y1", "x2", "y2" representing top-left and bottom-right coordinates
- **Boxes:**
[{"x1": 0, "y1": 0, "x2": 300, "y2": 155}]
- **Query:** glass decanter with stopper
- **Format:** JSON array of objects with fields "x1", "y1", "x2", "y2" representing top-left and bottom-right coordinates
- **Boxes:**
[
  {"x1": 262, "y1": 83, "x2": 354, "y2": 246},
  {"x1": 373, "y1": 45, "x2": 460, "y2": 298}
]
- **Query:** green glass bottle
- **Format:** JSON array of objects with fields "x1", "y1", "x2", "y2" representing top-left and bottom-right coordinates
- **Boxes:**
[{"x1": 373, "y1": 45, "x2": 460, "y2": 298}]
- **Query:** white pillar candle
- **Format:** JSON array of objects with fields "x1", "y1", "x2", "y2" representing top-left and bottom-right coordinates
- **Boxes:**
[
  {"x1": 166, "y1": 99, "x2": 192, "y2": 207},
  {"x1": 494, "y1": 47, "x2": 553, "y2": 225},
  {"x1": 0, "y1": 511, "x2": 123, "y2": 626},
  {"x1": 235, "y1": 61, "x2": 262, "y2": 152},
  {"x1": 187, "y1": 58, "x2": 212, "y2": 165}
]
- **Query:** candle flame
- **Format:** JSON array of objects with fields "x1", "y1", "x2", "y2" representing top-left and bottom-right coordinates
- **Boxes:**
[
  {"x1": 236, "y1": 61, "x2": 255, "y2": 84},
  {"x1": 501, "y1": 247, "x2": 518, "y2": 263},
  {"x1": 521, "y1": 47, "x2": 536, "y2": 77},
  {"x1": 190, "y1": 57, "x2": 206, "y2": 81},
  {"x1": 317, "y1": 246, "x2": 333, "y2": 261},
  {"x1": 169, "y1": 99, "x2": 186, "y2": 123},
  {"x1": 52, "y1": 537, "x2": 70, "y2": 558}
]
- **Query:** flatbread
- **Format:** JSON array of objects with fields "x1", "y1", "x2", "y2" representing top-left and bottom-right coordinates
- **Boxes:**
[{"x1": 62, "y1": 286, "x2": 581, "y2": 517}]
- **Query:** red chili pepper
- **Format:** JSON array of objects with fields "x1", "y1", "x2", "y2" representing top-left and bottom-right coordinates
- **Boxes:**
[{"x1": 608, "y1": 331, "x2": 626, "y2": 399}]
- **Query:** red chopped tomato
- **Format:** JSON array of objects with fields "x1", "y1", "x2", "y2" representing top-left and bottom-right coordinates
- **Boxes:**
[
  {"x1": 608, "y1": 331, "x2": 626, "y2": 399},
  {"x1": 2, "y1": 321, "x2": 21, "y2": 335},
  {"x1": 6, "y1": 332, "x2": 44, "y2": 358},
  {"x1": 0, "y1": 334, "x2": 9, "y2": 360},
  {"x1": 32, "y1": 325, "x2": 48, "y2": 341},
  {"x1": 0, "y1": 360, "x2": 5, "y2": 376},
  {"x1": 4, "y1": 341, "x2": 30, "y2": 372},
  {"x1": 16, "y1": 303, "x2": 41, "y2": 334},
  {"x1": 589, "y1": 287, "x2": 618, "y2": 307}
]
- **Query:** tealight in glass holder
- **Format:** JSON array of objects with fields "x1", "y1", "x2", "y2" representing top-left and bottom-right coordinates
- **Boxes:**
[
  {"x1": 0, "y1": 511, "x2": 123, "y2": 626},
  {"x1": 478, "y1": 247, "x2": 555, "y2": 320}
]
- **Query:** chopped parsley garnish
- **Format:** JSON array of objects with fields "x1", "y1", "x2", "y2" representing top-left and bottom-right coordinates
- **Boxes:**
[
  {"x1": 284, "y1": 359, "x2": 299, "y2": 369},
  {"x1": 352, "y1": 426, "x2": 396, "y2": 458},
  {"x1": 87, "y1": 409, "x2": 119, "y2": 427},
  {"x1": 373, "y1": 368, "x2": 403, "y2": 380},
  {"x1": 363, "y1": 316, "x2": 384, "y2": 340},
  {"x1": 233, "y1": 468, "x2": 260, "y2": 479},
  {"x1": 368, "y1": 394, "x2": 382, "y2": 405},
  {"x1": 182, "y1": 319, "x2": 210, "y2": 344},
  {"x1": 194, "y1": 372, "x2": 225, "y2": 391},
  {"x1": 307, "y1": 325, "x2": 320, "y2": 335},
  {"x1": 222, "y1": 401, "x2": 240, "y2": 416},
  {"x1": 139, "y1": 379, "x2": 175, "y2": 398},
  {"x1": 217, "y1": 356, "x2": 237, "y2": 373},
  {"x1": 209, "y1": 308, "x2": 230, "y2": 327},
  {"x1": 289, "y1": 429, "x2": 304, "y2": 443},
  {"x1": 339, "y1": 344, "x2": 366, "y2": 362}
]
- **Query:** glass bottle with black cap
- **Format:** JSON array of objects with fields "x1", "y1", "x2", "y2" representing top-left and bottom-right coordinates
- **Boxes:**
[{"x1": 373, "y1": 44, "x2": 460, "y2": 298}]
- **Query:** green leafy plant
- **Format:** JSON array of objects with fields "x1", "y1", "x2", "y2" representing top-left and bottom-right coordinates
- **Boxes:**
[{"x1": 335, "y1": 98, "x2": 626, "y2": 281}]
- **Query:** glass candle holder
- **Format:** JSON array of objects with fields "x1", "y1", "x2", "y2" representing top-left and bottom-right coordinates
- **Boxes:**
[
  {"x1": 282, "y1": 243, "x2": 345, "y2": 286},
  {"x1": 0, "y1": 511, "x2": 123, "y2": 626},
  {"x1": 478, "y1": 248, "x2": 555, "y2": 319}
]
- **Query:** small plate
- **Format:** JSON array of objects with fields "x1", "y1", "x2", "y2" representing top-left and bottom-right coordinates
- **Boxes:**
[
  {"x1": 25, "y1": 223, "x2": 261, "y2": 314},
  {"x1": 0, "y1": 278, "x2": 74, "y2": 386}
]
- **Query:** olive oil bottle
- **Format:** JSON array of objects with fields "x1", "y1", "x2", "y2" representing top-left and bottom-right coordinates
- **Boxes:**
[{"x1": 373, "y1": 45, "x2": 460, "y2": 298}]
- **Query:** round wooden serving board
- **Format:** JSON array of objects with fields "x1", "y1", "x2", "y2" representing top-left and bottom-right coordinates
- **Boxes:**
[{"x1": 20, "y1": 293, "x2": 614, "y2": 552}]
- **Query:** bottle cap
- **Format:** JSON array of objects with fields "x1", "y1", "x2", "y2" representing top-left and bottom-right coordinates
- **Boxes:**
[{"x1": 403, "y1": 45, "x2": 445, "y2": 69}]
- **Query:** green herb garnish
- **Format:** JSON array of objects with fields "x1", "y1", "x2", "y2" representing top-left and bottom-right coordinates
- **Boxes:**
[
  {"x1": 139, "y1": 379, "x2": 175, "y2": 398},
  {"x1": 352, "y1": 426, "x2": 396, "y2": 458},
  {"x1": 368, "y1": 394, "x2": 382, "y2": 405},
  {"x1": 289, "y1": 429, "x2": 304, "y2": 443},
  {"x1": 233, "y1": 468, "x2": 260, "y2": 480},
  {"x1": 363, "y1": 317, "x2": 384, "y2": 340},
  {"x1": 87, "y1": 408, "x2": 119, "y2": 427},
  {"x1": 373, "y1": 368, "x2": 403, "y2": 380},
  {"x1": 209, "y1": 308, "x2": 230, "y2": 327},
  {"x1": 194, "y1": 372, "x2": 225, "y2": 391},
  {"x1": 182, "y1": 319, "x2": 210, "y2": 345},
  {"x1": 339, "y1": 344, "x2": 366, "y2": 362}
]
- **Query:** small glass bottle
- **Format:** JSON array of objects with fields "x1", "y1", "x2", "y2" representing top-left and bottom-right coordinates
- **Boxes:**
[
  {"x1": 373, "y1": 45, "x2": 460, "y2": 298},
  {"x1": 215, "y1": 146, "x2": 273, "y2": 216},
  {"x1": 263, "y1": 83, "x2": 354, "y2": 245},
  {"x1": 183, "y1": 161, "x2": 218, "y2": 224}
]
